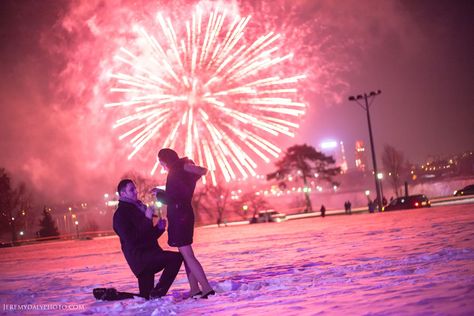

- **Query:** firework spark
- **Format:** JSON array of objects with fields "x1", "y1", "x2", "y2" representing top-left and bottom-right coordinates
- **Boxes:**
[{"x1": 106, "y1": 7, "x2": 306, "y2": 185}]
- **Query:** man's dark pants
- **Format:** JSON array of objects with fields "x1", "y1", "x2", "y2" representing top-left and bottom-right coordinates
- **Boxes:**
[{"x1": 137, "y1": 251, "x2": 183, "y2": 299}]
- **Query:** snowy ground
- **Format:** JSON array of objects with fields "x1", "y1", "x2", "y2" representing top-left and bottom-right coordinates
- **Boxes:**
[{"x1": 1, "y1": 204, "x2": 474, "y2": 316}]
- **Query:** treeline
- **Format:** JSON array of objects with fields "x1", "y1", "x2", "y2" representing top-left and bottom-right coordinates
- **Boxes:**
[
  {"x1": 0, "y1": 168, "x2": 59, "y2": 244},
  {"x1": 1, "y1": 144, "x2": 341, "y2": 242}
]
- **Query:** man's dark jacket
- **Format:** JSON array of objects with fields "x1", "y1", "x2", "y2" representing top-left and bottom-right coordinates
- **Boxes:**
[{"x1": 113, "y1": 200, "x2": 165, "y2": 276}]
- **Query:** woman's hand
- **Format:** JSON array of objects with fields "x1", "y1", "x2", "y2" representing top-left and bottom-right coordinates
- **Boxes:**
[
  {"x1": 150, "y1": 187, "x2": 165, "y2": 195},
  {"x1": 157, "y1": 218, "x2": 167, "y2": 230},
  {"x1": 151, "y1": 188, "x2": 167, "y2": 204}
]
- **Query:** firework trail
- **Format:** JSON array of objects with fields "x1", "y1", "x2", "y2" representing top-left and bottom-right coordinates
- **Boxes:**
[{"x1": 106, "y1": 6, "x2": 307, "y2": 185}]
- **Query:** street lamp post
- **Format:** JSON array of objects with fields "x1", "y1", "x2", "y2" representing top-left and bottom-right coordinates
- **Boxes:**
[
  {"x1": 349, "y1": 90, "x2": 383, "y2": 212},
  {"x1": 377, "y1": 172, "x2": 385, "y2": 207},
  {"x1": 75, "y1": 220, "x2": 79, "y2": 239}
]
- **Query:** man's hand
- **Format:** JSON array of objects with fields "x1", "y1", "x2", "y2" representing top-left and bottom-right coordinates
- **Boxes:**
[
  {"x1": 157, "y1": 218, "x2": 167, "y2": 230},
  {"x1": 145, "y1": 206, "x2": 154, "y2": 220}
]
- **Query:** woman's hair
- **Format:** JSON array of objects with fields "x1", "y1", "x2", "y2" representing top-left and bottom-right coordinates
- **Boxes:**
[{"x1": 158, "y1": 148, "x2": 179, "y2": 165}]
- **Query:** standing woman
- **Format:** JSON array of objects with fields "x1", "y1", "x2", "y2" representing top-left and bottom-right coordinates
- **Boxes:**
[{"x1": 153, "y1": 148, "x2": 215, "y2": 299}]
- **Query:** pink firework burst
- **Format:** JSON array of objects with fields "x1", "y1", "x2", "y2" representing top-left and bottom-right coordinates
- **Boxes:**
[{"x1": 106, "y1": 6, "x2": 306, "y2": 185}]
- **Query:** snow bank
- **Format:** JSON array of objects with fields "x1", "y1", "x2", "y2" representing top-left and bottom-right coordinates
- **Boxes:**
[{"x1": 1, "y1": 204, "x2": 474, "y2": 315}]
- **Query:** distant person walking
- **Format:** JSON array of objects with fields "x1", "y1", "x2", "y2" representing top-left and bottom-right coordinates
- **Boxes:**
[
  {"x1": 368, "y1": 199, "x2": 375, "y2": 213},
  {"x1": 153, "y1": 148, "x2": 215, "y2": 299},
  {"x1": 347, "y1": 200, "x2": 352, "y2": 214},
  {"x1": 320, "y1": 204, "x2": 326, "y2": 218}
]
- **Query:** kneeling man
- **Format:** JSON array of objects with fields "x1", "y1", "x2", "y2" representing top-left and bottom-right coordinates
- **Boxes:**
[{"x1": 113, "y1": 179, "x2": 183, "y2": 299}]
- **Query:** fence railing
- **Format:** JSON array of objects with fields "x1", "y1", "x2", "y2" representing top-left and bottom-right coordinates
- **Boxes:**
[{"x1": 0, "y1": 230, "x2": 117, "y2": 247}]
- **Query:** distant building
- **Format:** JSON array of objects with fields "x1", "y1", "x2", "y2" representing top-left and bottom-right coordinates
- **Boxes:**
[
  {"x1": 339, "y1": 141, "x2": 348, "y2": 173},
  {"x1": 319, "y1": 140, "x2": 348, "y2": 173},
  {"x1": 415, "y1": 150, "x2": 474, "y2": 179},
  {"x1": 355, "y1": 140, "x2": 368, "y2": 172}
]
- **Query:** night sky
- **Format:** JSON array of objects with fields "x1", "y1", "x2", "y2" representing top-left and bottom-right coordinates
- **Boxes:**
[{"x1": 0, "y1": 0, "x2": 473, "y2": 203}]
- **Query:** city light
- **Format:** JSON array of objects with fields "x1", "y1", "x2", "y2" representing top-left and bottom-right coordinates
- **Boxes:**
[{"x1": 320, "y1": 140, "x2": 338, "y2": 149}]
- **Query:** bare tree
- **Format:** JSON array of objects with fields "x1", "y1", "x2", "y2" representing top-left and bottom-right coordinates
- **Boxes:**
[
  {"x1": 381, "y1": 145, "x2": 406, "y2": 197},
  {"x1": 267, "y1": 144, "x2": 341, "y2": 212},
  {"x1": 84, "y1": 219, "x2": 100, "y2": 232},
  {"x1": 192, "y1": 184, "x2": 209, "y2": 225},
  {"x1": 38, "y1": 207, "x2": 60, "y2": 238},
  {"x1": 237, "y1": 192, "x2": 271, "y2": 220},
  {"x1": 15, "y1": 183, "x2": 35, "y2": 238},
  {"x1": 0, "y1": 169, "x2": 16, "y2": 241},
  {"x1": 199, "y1": 182, "x2": 231, "y2": 226},
  {"x1": 0, "y1": 169, "x2": 34, "y2": 243}
]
